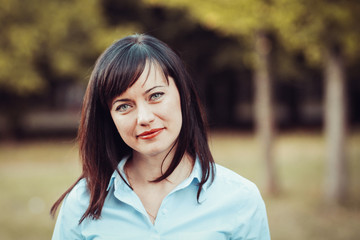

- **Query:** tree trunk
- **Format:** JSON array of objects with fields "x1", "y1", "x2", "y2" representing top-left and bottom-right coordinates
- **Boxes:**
[
  {"x1": 324, "y1": 46, "x2": 348, "y2": 205},
  {"x1": 254, "y1": 32, "x2": 279, "y2": 195}
]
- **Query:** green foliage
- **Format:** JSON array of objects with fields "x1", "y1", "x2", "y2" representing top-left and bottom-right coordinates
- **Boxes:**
[
  {"x1": 145, "y1": 0, "x2": 274, "y2": 67},
  {"x1": 0, "y1": 0, "x2": 139, "y2": 96},
  {"x1": 0, "y1": 0, "x2": 44, "y2": 94},
  {"x1": 146, "y1": 0, "x2": 360, "y2": 65},
  {"x1": 146, "y1": 0, "x2": 269, "y2": 34},
  {"x1": 2, "y1": 0, "x2": 358, "y2": 95},
  {"x1": 272, "y1": 0, "x2": 360, "y2": 64},
  {"x1": 1, "y1": 0, "x2": 359, "y2": 95}
]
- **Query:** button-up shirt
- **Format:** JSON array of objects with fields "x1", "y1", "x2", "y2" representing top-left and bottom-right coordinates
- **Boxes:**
[{"x1": 52, "y1": 157, "x2": 271, "y2": 240}]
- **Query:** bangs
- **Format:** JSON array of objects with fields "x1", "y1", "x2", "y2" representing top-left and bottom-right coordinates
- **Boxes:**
[{"x1": 96, "y1": 40, "x2": 172, "y2": 108}]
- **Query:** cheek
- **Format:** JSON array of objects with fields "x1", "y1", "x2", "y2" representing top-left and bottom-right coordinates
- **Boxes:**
[
  {"x1": 112, "y1": 116, "x2": 133, "y2": 139},
  {"x1": 116, "y1": 123, "x2": 136, "y2": 149},
  {"x1": 168, "y1": 96, "x2": 183, "y2": 128},
  {"x1": 161, "y1": 95, "x2": 182, "y2": 117},
  {"x1": 174, "y1": 96, "x2": 183, "y2": 121}
]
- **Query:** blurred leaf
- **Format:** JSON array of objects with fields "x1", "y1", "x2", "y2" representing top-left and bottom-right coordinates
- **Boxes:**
[
  {"x1": 145, "y1": 0, "x2": 360, "y2": 66},
  {"x1": 0, "y1": 0, "x2": 139, "y2": 96}
]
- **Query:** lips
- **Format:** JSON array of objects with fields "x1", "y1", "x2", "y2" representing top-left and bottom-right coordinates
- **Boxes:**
[{"x1": 137, "y1": 128, "x2": 164, "y2": 140}]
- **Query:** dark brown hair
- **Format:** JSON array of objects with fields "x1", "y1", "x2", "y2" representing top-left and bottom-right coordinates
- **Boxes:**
[{"x1": 50, "y1": 34, "x2": 215, "y2": 223}]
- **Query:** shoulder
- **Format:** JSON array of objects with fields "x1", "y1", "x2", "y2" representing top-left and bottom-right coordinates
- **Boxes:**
[
  {"x1": 65, "y1": 178, "x2": 90, "y2": 208},
  {"x1": 203, "y1": 163, "x2": 264, "y2": 208},
  {"x1": 52, "y1": 179, "x2": 90, "y2": 239},
  {"x1": 207, "y1": 165, "x2": 271, "y2": 238},
  {"x1": 212, "y1": 164, "x2": 260, "y2": 196},
  {"x1": 57, "y1": 179, "x2": 90, "y2": 223}
]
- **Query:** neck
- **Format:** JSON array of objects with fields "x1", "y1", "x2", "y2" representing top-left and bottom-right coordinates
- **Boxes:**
[{"x1": 126, "y1": 150, "x2": 193, "y2": 186}]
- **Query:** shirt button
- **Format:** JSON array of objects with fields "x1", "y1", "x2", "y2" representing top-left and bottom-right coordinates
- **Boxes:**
[{"x1": 161, "y1": 208, "x2": 168, "y2": 215}]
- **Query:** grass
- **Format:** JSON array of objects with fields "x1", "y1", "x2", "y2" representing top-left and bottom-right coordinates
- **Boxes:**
[
  {"x1": 0, "y1": 139, "x2": 80, "y2": 240},
  {"x1": 0, "y1": 130, "x2": 359, "y2": 239}
]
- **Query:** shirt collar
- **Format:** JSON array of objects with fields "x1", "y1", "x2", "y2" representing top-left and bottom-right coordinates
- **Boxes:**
[
  {"x1": 106, "y1": 155, "x2": 209, "y2": 196},
  {"x1": 191, "y1": 156, "x2": 211, "y2": 202},
  {"x1": 106, "y1": 156, "x2": 129, "y2": 192},
  {"x1": 188, "y1": 156, "x2": 203, "y2": 186}
]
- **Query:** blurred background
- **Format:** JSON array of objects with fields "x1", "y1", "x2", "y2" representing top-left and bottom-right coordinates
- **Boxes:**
[{"x1": 0, "y1": 0, "x2": 359, "y2": 239}]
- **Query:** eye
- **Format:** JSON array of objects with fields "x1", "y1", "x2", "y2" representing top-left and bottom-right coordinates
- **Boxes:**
[
  {"x1": 116, "y1": 103, "x2": 132, "y2": 112},
  {"x1": 149, "y1": 92, "x2": 164, "y2": 101}
]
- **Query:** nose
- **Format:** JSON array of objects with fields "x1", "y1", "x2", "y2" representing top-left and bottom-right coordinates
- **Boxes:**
[{"x1": 137, "y1": 103, "x2": 155, "y2": 126}]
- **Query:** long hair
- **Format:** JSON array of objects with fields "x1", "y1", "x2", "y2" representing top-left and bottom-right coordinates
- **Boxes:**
[{"x1": 50, "y1": 34, "x2": 215, "y2": 223}]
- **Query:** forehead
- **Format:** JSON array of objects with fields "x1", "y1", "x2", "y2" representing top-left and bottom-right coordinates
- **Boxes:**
[{"x1": 130, "y1": 62, "x2": 169, "y2": 90}]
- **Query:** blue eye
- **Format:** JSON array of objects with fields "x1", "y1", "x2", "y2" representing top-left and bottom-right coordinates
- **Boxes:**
[
  {"x1": 150, "y1": 92, "x2": 164, "y2": 101},
  {"x1": 116, "y1": 104, "x2": 131, "y2": 112}
]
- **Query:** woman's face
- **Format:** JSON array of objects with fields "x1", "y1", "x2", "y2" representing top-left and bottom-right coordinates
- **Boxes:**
[{"x1": 110, "y1": 62, "x2": 182, "y2": 158}]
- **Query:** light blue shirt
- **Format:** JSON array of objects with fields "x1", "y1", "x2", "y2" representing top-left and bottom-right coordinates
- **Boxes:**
[{"x1": 52, "y1": 157, "x2": 270, "y2": 240}]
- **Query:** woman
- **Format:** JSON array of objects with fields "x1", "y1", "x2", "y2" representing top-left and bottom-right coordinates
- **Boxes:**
[{"x1": 51, "y1": 34, "x2": 270, "y2": 239}]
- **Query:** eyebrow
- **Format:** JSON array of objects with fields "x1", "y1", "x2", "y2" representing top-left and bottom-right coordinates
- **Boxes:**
[
  {"x1": 111, "y1": 85, "x2": 166, "y2": 107},
  {"x1": 111, "y1": 98, "x2": 131, "y2": 107},
  {"x1": 144, "y1": 85, "x2": 165, "y2": 94}
]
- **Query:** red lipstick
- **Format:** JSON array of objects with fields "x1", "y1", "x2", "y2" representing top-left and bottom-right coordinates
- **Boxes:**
[{"x1": 137, "y1": 128, "x2": 164, "y2": 140}]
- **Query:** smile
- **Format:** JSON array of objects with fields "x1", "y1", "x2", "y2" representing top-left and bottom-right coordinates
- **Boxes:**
[{"x1": 137, "y1": 128, "x2": 164, "y2": 140}]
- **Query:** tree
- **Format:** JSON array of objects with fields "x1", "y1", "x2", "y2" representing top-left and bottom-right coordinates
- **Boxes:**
[
  {"x1": 145, "y1": 0, "x2": 281, "y2": 195},
  {"x1": 272, "y1": 0, "x2": 360, "y2": 205}
]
